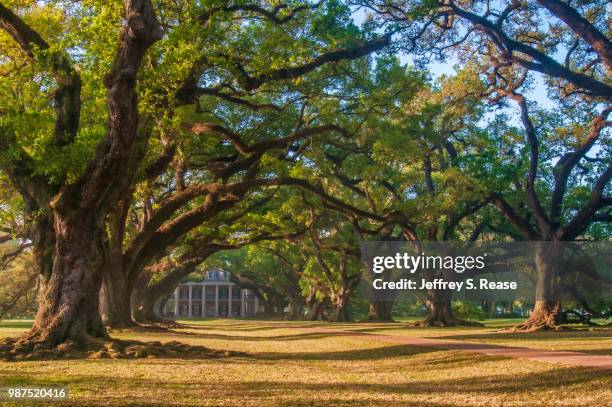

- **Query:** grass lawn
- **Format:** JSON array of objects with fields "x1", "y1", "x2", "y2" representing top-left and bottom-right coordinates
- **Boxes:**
[
  {"x1": 332, "y1": 318, "x2": 612, "y2": 355},
  {"x1": 0, "y1": 319, "x2": 610, "y2": 406}
]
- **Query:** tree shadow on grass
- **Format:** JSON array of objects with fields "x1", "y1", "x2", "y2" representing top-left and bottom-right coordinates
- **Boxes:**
[
  {"x1": 435, "y1": 330, "x2": 612, "y2": 354},
  {"x1": 2, "y1": 363, "x2": 607, "y2": 407},
  {"x1": 188, "y1": 331, "x2": 343, "y2": 342},
  {"x1": 177, "y1": 321, "x2": 333, "y2": 332},
  {"x1": 335, "y1": 324, "x2": 496, "y2": 336},
  {"x1": 579, "y1": 348, "x2": 612, "y2": 356},
  {"x1": 233, "y1": 367, "x2": 610, "y2": 401},
  {"x1": 117, "y1": 329, "x2": 349, "y2": 342},
  {"x1": 255, "y1": 344, "x2": 438, "y2": 361},
  {"x1": 437, "y1": 330, "x2": 612, "y2": 342}
]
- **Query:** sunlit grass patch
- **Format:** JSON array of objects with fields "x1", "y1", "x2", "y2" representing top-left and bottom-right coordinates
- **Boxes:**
[
  {"x1": 343, "y1": 318, "x2": 612, "y2": 355},
  {"x1": 0, "y1": 319, "x2": 609, "y2": 406}
]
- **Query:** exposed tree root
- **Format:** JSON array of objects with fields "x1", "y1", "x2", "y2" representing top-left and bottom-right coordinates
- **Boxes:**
[
  {"x1": 504, "y1": 303, "x2": 571, "y2": 332},
  {"x1": 502, "y1": 321, "x2": 575, "y2": 333},
  {"x1": 416, "y1": 300, "x2": 484, "y2": 327},
  {"x1": 0, "y1": 336, "x2": 244, "y2": 361}
]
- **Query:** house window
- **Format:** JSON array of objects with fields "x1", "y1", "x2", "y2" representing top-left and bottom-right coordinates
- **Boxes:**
[
  {"x1": 218, "y1": 286, "x2": 229, "y2": 300},
  {"x1": 205, "y1": 286, "x2": 215, "y2": 299},
  {"x1": 179, "y1": 286, "x2": 189, "y2": 299},
  {"x1": 231, "y1": 288, "x2": 241, "y2": 300},
  {"x1": 192, "y1": 286, "x2": 202, "y2": 300}
]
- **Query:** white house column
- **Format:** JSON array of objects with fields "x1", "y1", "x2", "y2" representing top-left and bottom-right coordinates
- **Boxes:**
[
  {"x1": 188, "y1": 285, "x2": 193, "y2": 317},
  {"x1": 174, "y1": 286, "x2": 179, "y2": 316},
  {"x1": 228, "y1": 285, "x2": 233, "y2": 317},
  {"x1": 241, "y1": 289, "x2": 245, "y2": 317},
  {"x1": 201, "y1": 284, "x2": 206, "y2": 317},
  {"x1": 215, "y1": 285, "x2": 219, "y2": 316}
]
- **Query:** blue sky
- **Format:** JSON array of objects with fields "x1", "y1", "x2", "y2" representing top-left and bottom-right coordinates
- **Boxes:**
[
  {"x1": 350, "y1": 7, "x2": 556, "y2": 113},
  {"x1": 348, "y1": 6, "x2": 608, "y2": 162}
]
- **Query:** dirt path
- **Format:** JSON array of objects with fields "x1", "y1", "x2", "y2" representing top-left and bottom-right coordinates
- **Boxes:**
[{"x1": 312, "y1": 328, "x2": 612, "y2": 370}]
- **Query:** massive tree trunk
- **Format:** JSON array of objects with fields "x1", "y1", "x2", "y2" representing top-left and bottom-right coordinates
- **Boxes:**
[
  {"x1": 305, "y1": 301, "x2": 324, "y2": 321},
  {"x1": 364, "y1": 300, "x2": 395, "y2": 322},
  {"x1": 331, "y1": 301, "x2": 350, "y2": 322},
  {"x1": 135, "y1": 291, "x2": 163, "y2": 323},
  {"x1": 99, "y1": 195, "x2": 135, "y2": 329},
  {"x1": 286, "y1": 295, "x2": 305, "y2": 320},
  {"x1": 330, "y1": 288, "x2": 353, "y2": 322},
  {"x1": 362, "y1": 265, "x2": 396, "y2": 321},
  {"x1": 513, "y1": 242, "x2": 565, "y2": 331},
  {"x1": 135, "y1": 251, "x2": 216, "y2": 324},
  {"x1": 418, "y1": 296, "x2": 459, "y2": 327},
  {"x1": 157, "y1": 295, "x2": 170, "y2": 317},
  {"x1": 414, "y1": 289, "x2": 481, "y2": 327},
  {"x1": 134, "y1": 263, "x2": 190, "y2": 324},
  {"x1": 305, "y1": 289, "x2": 325, "y2": 321},
  {"x1": 100, "y1": 266, "x2": 134, "y2": 329},
  {"x1": 134, "y1": 276, "x2": 175, "y2": 323},
  {"x1": 0, "y1": 1, "x2": 162, "y2": 356},
  {"x1": 134, "y1": 277, "x2": 180, "y2": 327},
  {"x1": 17, "y1": 214, "x2": 108, "y2": 351},
  {"x1": 134, "y1": 286, "x2": 162, "y2": 324}
]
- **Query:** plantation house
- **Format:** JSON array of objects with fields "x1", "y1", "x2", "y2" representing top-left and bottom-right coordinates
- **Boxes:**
[{"x1": 172, "y1": 270, "x2": 259, "y2": 317}]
